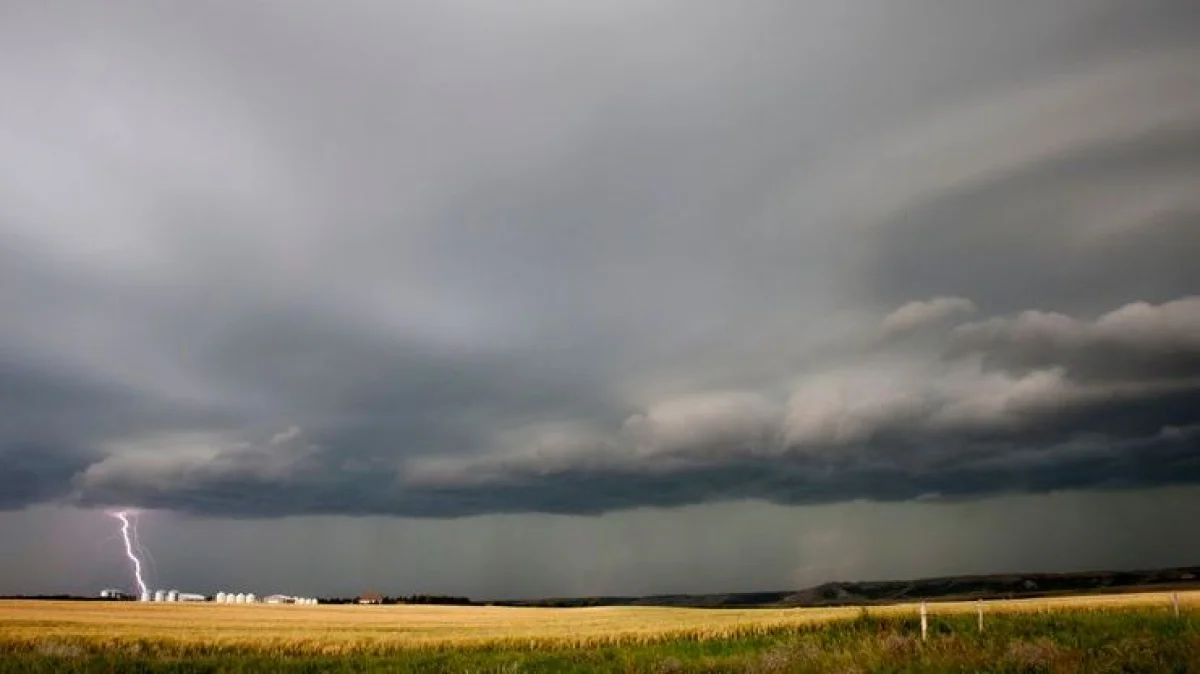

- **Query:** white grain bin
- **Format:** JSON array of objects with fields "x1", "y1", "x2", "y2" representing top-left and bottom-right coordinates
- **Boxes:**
[
  {"x1": 167, "y1": 590, "x2": 179, "y2": 602},
  {"x1": 235, "y1": 593, "x2": 246, "y2": 604},
  {"x1": 140, "y1": 591, "x2": 151, "y2": 602},
  {"x1": 246, "y1": 593, "x2": 257, "y2": 603},
  {"x1": 215, "y1": 591, "x2": 227, "y2": 603},
  {"x1": 154, "y1": 590, "x2": 165, "y2": 602}
]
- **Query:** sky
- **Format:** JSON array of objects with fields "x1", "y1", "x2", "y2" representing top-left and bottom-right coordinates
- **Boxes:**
[{"x1": 1, "y1": 1, "x2": 1199, "y2": 600}]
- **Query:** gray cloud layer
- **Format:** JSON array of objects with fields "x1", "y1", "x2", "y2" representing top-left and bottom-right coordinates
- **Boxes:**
[{"x1": 2, "y1": 1, "x2": 1199, "y2": 520}]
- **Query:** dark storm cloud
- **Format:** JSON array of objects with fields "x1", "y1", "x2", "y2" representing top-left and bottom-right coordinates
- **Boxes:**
[
  {"x1": 67, "y1": 391, "x2": 1200, "y2": 518},
  {"x1": 947, "y1": 297, "x2": 1200, "y2": 383},
  {"x1": 860, "y1": 130, "x2": 1200, "y2": 316},
  {"x1": 879, "y1": 297, "x2": 977, "y2": 337},
  {"x1": 2, "y1": 1, "x2": 1200, "y2": 518},
  {"x1": 67, "y1": 347, "x2": 1200, "y2": 518},
  {"x1": 0, "y1": 444, "x2": 87, "y2": 509},
  {"x1": 0, "y1": 356, "x2": 239, "y2": 509}
]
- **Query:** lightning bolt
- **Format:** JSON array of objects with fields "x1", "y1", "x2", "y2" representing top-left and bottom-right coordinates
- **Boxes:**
[{"x1": 110, "y1": 511, "x2": 149, "y2": 598}]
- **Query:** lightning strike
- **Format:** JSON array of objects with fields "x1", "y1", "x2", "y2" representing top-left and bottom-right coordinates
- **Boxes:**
[{"x1": 110, "y1": 511, "x2": 149, "y2": 598}]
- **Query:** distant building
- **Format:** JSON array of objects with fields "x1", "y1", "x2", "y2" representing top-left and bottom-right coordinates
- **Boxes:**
[
  {"x1": 99, "y1": 588, "x2": 129, "y2": 600},
  {"x1": 358, "y1": 592, "x2": 383, "y2": 604}
]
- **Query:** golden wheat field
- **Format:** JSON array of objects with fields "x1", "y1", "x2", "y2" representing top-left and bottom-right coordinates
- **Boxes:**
[{"x1": 1, "y1": 590, "x2": 1196, "y2": 655}]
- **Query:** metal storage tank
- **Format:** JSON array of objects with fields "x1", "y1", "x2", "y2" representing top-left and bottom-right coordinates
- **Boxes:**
[
  {"x1": 246, "y1": 593, "x2": 257, "y2": 603},
  {"x1": 167, "y1": 590, "x2": 179, "y2": 602},
  {"x1": 215, "y1": 591, "x2": 227, "y2": 603},
  {"x1": 235, "y1": 593, "x2": 246, "y2": 604},
  {"x1": 140, "y1": 591, "x2": 151, "y2": 602},
  {"x1": 154, "y1": 590, "x2": 165, "y2": 602}
]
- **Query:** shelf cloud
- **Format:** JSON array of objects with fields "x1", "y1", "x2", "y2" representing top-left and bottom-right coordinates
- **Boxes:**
[{"x1": 2, "y1": 1, "x2": 1199, "y2": 524}]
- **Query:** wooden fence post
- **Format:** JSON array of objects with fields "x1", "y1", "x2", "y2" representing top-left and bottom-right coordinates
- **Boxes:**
[
  {"x1": 1173, "y1": 592, "x2": 1180, "y2": 619},
  {"x1": 920, "y1": 601, "x2": 928, "y2": 642},
  {"x1": 977, "y1": 598, "x2": 984, "y2": 633}
]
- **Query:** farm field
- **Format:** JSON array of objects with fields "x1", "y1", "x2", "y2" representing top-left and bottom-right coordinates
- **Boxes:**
[{"x1": 2, "y1": 591, "x2": 1198, "y2": 672}]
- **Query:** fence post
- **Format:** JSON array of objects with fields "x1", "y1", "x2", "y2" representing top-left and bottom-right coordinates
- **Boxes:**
[
  {"x1": 1173, "y1": 592, "x2": 1180, "y2": 619},
  {"x1": 920, "y1": 601, "x2": 928, "y2": 642},
  {"x1": 977, "y1": 598, "x2": 984, "y2": 633}
]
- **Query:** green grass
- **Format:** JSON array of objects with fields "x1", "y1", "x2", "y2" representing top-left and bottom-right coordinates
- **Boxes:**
[{"x1": 3, "y1": 608, "x2": 1198, "y2": 673}]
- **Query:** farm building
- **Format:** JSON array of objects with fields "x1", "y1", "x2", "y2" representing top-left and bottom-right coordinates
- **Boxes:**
[{"x1": 358, "y1": 591, "x2": 383, "y2": 604}]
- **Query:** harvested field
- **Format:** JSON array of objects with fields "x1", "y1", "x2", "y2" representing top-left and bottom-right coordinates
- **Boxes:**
[{"x1": 1, "y1": 591, "x2": 1197, "y2": 671}]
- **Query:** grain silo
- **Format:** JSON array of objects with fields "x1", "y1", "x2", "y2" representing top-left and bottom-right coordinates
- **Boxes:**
[
  {"x1": 167, "y1": 590, "x2": 179, "y2": 602},
  {"x1": 235, "y1": 593, "x2": 246, "y2": 604},
  {"x1": 154, "y1": 590, "x2": 165, "y2": 602},
  {"x1": 215, "y1": 591, "x2": 227, "y2": 603},
  {"x1": 246, "y1": 593, "x2": 257, "y2": 603}
]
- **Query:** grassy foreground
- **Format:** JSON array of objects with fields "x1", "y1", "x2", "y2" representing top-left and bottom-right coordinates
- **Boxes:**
[{"x1": 1, "y1": 592, "x2": 1197, "y2": 672}]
